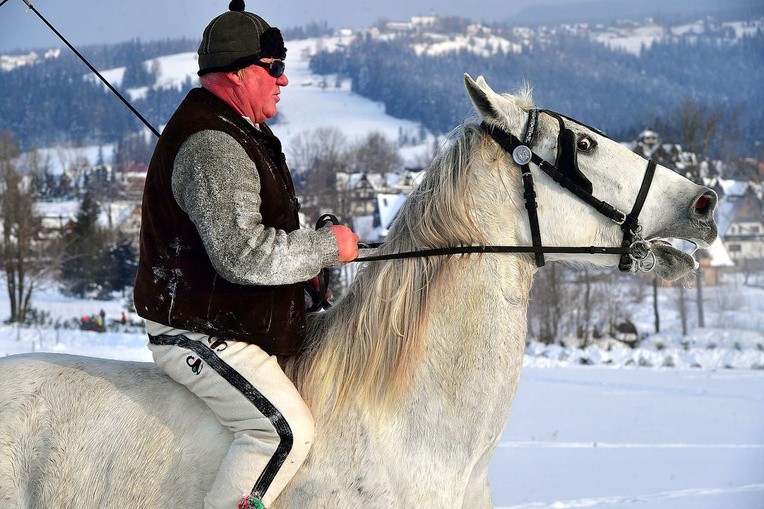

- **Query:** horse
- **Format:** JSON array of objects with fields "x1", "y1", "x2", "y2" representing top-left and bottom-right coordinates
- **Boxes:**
[{"x1": 0, "y1": 75, "x2": 717, "y2": 508}]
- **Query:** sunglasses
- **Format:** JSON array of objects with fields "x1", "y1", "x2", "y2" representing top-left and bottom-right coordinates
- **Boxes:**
[{"x1": 252, "y1": 60, "x2": 286, "y2": 78}]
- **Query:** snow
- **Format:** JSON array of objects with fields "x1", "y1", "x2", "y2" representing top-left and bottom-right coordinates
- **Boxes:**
[
  {"x1": 591, "y1": 24, "x2": 665, "y2": 55},
  {"x1": 492, "y1": 367, "x2": 764, "y2": 508},
  {"x1": 276, "y1": 37, "x2": 428, "y2": 164},
  {"x1": 0, "y1": 277, "x2": 762, "y2": 507}
]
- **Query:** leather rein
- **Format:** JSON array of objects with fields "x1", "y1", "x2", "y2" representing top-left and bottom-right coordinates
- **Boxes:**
[
  {"x1": 355, "y1": 110, "x2": 657, "y2": 270},
  {"x1": 308, "y1": 110, "x2": 658, "y2": 310}
]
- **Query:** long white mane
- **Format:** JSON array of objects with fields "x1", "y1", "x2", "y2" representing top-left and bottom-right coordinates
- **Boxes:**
[{"x1": 291, "y1": 87, "x2": 535, "y2": 420}]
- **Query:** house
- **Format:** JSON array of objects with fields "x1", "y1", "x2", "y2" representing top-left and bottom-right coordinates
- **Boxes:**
[
  {"x1": 715, "y1": 182, "x2": 764, "y2": 271},
  {"x1": 336, "y1": 168, "x2": 424, "y2": 221},
  {"x1": 697, "y1": 237, "x2": 735, "y2": 285},
  {"x1": 336, "y1": 168, "x2": 425, "y2": 243}
]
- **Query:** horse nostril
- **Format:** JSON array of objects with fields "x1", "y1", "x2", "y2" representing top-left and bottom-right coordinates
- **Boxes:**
[{"x1": 693, "y1": 191, "x2": 716, "y2": 217}]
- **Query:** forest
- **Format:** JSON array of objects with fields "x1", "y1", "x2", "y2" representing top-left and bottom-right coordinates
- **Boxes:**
[{"x1": 0, "y1": 19, "x2": 761, "y2": 160}]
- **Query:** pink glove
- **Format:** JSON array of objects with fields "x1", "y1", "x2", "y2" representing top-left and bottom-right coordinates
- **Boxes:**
[{"x1": 328, "y1": 225, "x2": 359, "y2": 262}]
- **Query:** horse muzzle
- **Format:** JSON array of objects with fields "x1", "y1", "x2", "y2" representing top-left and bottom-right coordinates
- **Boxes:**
[{"x1": 645, "y1": 188, "x2": 718, "y2": 280}]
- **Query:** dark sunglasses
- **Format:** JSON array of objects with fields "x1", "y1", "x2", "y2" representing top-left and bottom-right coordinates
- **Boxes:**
[{"x1": 252, "y1": 60, "x2": 285, "y2": 78}]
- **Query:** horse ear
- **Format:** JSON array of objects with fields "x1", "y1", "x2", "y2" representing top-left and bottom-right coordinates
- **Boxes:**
[{"x1": 464, "y1": 73, "x2": 499, "y2": 121}]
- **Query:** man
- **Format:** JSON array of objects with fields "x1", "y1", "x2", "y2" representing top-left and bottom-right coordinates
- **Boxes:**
[{"x1": 133, "y1": 1, "x2": 359, "y2": 508}]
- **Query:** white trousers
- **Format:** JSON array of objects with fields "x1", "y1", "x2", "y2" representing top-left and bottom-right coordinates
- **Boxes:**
[{"x1": 146, "y1": 321, "x2": 314, "y2": 509}]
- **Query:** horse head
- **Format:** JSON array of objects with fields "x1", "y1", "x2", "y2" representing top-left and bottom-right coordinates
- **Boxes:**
[{"x1": 464, "y1": 74, "x2": 717, "y2": 281}]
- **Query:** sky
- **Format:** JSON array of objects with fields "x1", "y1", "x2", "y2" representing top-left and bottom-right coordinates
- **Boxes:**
[
  {"x1": 1, "y1": 0, "x2": 752, "y2": 53},
  {"x1": 0, "y1": 0, "x2": 567, "y2": 53}
]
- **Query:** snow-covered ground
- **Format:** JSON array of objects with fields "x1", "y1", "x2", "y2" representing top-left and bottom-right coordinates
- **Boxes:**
[
  {"x1": 492, "y1": 367, "x2": 764, "y2": 508},
  {"x1": 0, "y1": 277, "x2": 762, "y2": 507}
]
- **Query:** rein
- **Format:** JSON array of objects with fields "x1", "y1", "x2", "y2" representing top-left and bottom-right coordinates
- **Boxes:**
[
  {"x1": 310, "y1": 110, "x2": 659, "y2": 311},
  {"x1": 350, "y1": 111, "x2": 657, "y2": 271}
]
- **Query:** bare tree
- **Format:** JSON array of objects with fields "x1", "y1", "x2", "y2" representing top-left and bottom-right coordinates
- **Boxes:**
[
  {"x1": 290, "y1": 127, "x2": 349, "y2": 222},
  {"x1": 350, "y1": 131, "x2": 402, "y2": 174},
  {"x1": 675, "y1": 279, "x2": 689, "y2": 336},
  {"x1": 654, "y1": 100, "x2": 741, "y2": 329},
  {"x1": 656, "y1": 100, "x2": 743, "y2": 167},
  {"x1": 529, "y1": 264, "x2": 569, "y2": 344},
  {"x1": 0, "y1": 131, "x2": 50, "y2": 323}
]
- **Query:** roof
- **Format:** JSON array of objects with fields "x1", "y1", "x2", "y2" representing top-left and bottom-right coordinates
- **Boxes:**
[{"x1": 702, "y1": 237, "x2": 735, "y2": 268}]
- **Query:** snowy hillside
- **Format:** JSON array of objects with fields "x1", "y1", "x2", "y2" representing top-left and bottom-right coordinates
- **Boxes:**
[{"x1": 81, "y1": 35, "x2": 431, "y2": 167}]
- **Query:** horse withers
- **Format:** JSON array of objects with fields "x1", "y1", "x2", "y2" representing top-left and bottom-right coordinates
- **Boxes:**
[{"x1": 0, "y1": 75, "x2": 717, "y2": 508}]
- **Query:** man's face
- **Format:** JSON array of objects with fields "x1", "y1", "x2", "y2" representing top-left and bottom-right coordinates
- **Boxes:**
[{"x1": 239, "y1": 59, "x2": 288, "y2": 123}]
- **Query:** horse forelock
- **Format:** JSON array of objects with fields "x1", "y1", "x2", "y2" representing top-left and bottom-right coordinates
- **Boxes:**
[{"x1": 292, "y1": 125, "x2": 496, "y2": 422}]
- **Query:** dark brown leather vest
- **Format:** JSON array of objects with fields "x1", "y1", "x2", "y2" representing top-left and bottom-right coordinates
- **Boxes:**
[{"x1": 134, "y1": 88, "x2": 306, "y2": 356}]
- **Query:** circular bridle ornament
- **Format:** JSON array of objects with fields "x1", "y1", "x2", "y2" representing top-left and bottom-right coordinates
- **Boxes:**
[{"x1": 512, "y1": 145, "x2": 533, "y2": 166}]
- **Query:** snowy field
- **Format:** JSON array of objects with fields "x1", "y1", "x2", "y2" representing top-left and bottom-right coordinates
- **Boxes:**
[
  {"x1": 491, "y1": 367, "x2": 764, "y2": 508},
  {"x1": 0, "y1": 279, "x2": 762, "y2": 508}
]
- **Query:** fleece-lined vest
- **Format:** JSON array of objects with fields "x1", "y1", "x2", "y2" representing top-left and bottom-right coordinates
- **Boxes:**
[{"x1": 134, "y1": 87, "x2": 305, "y2": 356}]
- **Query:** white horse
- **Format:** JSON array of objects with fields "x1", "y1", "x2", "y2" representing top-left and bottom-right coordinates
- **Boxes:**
[{"x1": 0, "y1": 75, "x2": 717, "y2": 508}]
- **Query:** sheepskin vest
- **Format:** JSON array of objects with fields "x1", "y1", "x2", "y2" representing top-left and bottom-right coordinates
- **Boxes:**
[{"x1": 134, "y1": 87, "x2": 305, "y2": 356}]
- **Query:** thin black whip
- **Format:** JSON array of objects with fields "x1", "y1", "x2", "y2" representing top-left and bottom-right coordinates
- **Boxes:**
[
  {"x1": 20, "y1": 0, "x2": 161, "y2": 137},
  {"x1": 0, "y1": 0, "x2": 13, "y2": 9}
]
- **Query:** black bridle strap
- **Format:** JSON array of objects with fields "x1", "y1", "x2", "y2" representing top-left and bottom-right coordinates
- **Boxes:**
[
  {"x1": 481, "y1": 122, "x2": 627, "y2": 225},
  {"x1": 520, "y1": 109, "x2": 545, "y2": 267},
  {"x1": 618, "y1": 159, "x2": 657, "y2": 270},
  {"x1": 355, "y1": 244, "x2": 630, "y2": 262},
  {"x1": 529, "y1": 153, "x2": 626, "y2": 223}
]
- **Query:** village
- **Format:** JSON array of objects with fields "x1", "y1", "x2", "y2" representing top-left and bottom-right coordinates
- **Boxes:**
[{"x1": 22, "y1": 127, "x2": 764, "y2": 290}]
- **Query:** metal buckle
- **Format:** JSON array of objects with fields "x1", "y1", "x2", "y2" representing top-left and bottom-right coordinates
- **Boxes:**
[
  {"x1": 628, "y1": 239, "x2": 656, "y2": 273},
  {"x1": 611, "y1": 212, "x2": 627, "y2": 225}
]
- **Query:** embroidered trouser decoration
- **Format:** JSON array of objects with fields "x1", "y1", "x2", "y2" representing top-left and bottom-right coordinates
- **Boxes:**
[{"x1": 148, "y1": 333, "x2": 297, "y2": 505}]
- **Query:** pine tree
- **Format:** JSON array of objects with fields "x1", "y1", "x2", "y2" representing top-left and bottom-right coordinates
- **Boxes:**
[{"x1": 60, "y1": 191, "x2": 116, "y2": 298}]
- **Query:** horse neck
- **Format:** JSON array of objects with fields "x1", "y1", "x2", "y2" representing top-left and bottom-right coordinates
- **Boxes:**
[{"x1": 413, "y1": 254, "x2": 534, "y2": 421}]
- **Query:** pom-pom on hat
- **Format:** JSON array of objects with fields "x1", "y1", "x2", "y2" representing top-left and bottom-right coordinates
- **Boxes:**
[{"x1": 197, "y1": 0, "x2": 287, "y2": 76}]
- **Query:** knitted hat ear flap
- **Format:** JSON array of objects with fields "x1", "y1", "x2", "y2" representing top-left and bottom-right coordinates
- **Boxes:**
[{"x1": 260, "y1": 27, "x2": 287, "y2": 60}]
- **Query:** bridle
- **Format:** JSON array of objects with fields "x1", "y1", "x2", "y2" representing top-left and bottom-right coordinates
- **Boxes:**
[
  {"x1": 354, "y1": 109, "x2": 657, "y2": 272},
  {"x1": 308, "y1": 111, "x2": 659, "y2": 310},
  {"x1": 479, "y1": 109, "x2": 657, "y2": 272}
]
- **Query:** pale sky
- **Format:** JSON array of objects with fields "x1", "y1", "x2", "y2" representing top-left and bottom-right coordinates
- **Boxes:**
[
  {"x1": 0, "y1": 0, "x2": 749, "y2": 53},
  {"x1": 0, "y1": 0, "x2": 548, "y2": 52}
]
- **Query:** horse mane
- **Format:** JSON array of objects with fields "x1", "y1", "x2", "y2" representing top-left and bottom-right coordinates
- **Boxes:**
[
  {"x1": 290, "y1": 86, "x2": 536, "y2": 422},
  {"x1": 289, "y1": 123, "x2": 490, "y2": 421}
]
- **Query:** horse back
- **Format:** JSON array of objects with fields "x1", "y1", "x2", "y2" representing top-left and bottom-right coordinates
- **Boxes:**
[{"x1": 0, "y1": 353, "x2": 228, "y2": 507}]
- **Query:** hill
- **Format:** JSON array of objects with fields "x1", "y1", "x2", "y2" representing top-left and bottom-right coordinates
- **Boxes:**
[{"x1": 0, "y1": 14, "x2": 761, "y2": 160}]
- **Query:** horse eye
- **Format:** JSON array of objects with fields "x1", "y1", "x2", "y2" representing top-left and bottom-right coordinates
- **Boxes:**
[{"x1": 577, "y1": 136, "x2": 596, "y2": 152}]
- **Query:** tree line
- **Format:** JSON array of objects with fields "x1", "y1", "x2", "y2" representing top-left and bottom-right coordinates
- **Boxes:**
[
  {"x1": 2, "y1": 19, "x2": 760, "y2": 158},
  {"x1": 310, "y1": 26, "x2": 762, "y2": 159}
]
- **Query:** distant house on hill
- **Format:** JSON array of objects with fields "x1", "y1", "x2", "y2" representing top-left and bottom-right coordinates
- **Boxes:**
[
  {"x1": 715, "y1": 182, "x2": 764, "y2": 271},
  {"x1": 337, "y1": 169, "x2": 425, "y2": 242},
  {"x1": 627, "y1": 130, "x2": 722, "y2": 180}
]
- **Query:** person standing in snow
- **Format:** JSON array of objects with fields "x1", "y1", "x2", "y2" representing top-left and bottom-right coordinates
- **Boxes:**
[{"x1": 133, "y1": 1, "x2": 359, "y2": 508}]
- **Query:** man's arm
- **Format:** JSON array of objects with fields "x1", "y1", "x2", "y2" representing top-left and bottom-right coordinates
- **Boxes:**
[{"x1": 172, "y1": 129, "x2": 340, "y2": 286}]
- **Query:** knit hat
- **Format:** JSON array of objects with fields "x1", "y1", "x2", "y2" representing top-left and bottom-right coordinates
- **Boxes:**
[{"x1": 197, "y1": 0, "x2": 287, "y2": 76}]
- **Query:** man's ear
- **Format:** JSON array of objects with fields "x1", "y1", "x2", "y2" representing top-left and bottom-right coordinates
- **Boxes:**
[{"x1": 225, "y1": 69, "x2": 245, "y2": 86}]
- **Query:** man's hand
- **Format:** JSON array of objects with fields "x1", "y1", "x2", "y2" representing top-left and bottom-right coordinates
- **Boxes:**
[
  {"x1": 328, "y1": 225, "x2": 359, "y2": 262},
  {"x1": 307, "y1": 275, "x2": 332, "y2": 301}
]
